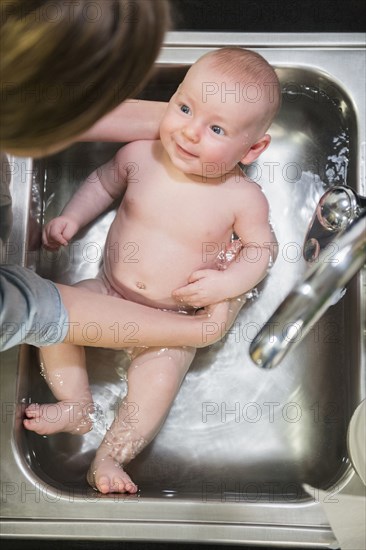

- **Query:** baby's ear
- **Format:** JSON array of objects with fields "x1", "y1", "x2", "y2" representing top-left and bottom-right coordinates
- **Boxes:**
[{"x1": 241, "y1": 134, "x2": 271, "y2": 165}]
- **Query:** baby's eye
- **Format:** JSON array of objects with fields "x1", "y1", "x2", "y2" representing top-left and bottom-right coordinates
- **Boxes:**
[
  {"x1": 211, "y1": 125, "x2": 225, "y2": 136},
  {"x1": 180, "y1": 104, "x2": 191, "y2": 115}
]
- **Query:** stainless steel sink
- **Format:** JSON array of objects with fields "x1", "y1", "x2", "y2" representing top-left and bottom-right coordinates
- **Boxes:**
[{"x1": 1, "y1": 33, "x2": 365, "y2": 546}]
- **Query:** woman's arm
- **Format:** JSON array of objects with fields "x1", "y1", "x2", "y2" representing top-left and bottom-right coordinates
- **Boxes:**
[
  {"x1": 78, "y1": 100, "x2": 167, "y2": 143},
  {"x1": 0, "y1": 266, "x2": 229, "y2": 352},
  {"x1": 57, "y1": 284, "x2": 229, "y2": 349}
]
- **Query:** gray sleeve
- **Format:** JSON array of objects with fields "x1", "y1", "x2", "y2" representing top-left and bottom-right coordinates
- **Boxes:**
[{"x1": 0, "y1": 265, "x2": 69, "y2": 351}]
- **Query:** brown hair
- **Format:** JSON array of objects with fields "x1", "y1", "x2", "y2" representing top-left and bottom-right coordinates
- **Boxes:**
[
  {"x1": 200, "y1": 47, "x2": 281, "y2": 131},
  {"x1": 0, "y1": 0, "x2": 170, "y2": 150}
]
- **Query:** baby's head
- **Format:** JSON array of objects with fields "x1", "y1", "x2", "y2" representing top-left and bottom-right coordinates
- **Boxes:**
[
  {"x1": 160, "y1": 47, "x2": 281, "y2": 177},
  {"x1": 198, "y1": 47, "x2": 281, "y2": 137}
]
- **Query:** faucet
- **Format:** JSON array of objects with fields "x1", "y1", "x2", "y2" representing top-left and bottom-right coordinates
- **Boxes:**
[
  {"x1": 303, "y1": 185, "x2": 366, "y2": 262},
  {"x1": 249, "y1": 187, "x2": 366, "y2": 369}
]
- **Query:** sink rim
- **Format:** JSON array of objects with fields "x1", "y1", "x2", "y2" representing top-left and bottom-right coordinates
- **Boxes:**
[{"x1": 1, "y1": 32, "x2": 365, "y2": 546}]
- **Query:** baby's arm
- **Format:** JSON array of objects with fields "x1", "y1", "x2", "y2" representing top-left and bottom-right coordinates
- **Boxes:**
[
  {"x1": 220, "y1": 190, "x2": 277, "y2": 296},
  {"x1": 219, "y1": 202, "x2": 278, "y2": 298},
  {"x1": 43, "y1": 146, "x2": 132, "y2": 250},
  {"x1": 173, "y1": 184, "x2": 276, "y2": 307}
]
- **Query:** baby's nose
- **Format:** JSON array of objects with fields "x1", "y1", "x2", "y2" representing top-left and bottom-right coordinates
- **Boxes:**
[{"x1": 183, "y1": 122, "x2": 200, "y2": 143}]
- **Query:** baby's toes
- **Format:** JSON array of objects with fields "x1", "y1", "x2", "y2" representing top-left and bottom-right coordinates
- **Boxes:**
[
  {"x1": 96, "y1": 475, "x2": 113, "y2": 494},
  {"x1": 110, "y1": 475, "x2": 130, "y2": 493},
  {"x1": 23, "y1": 418, "x2": 36, "y2": 430},
  {"x1": 117, "y1": 470, "x2": 138, "y2": 493},
  {"x1": 124, "y1": 480, "x2": 138, "y2": 494},
  {"x1": 24, "y1": 404, "x2": 40, "y2": 418}
]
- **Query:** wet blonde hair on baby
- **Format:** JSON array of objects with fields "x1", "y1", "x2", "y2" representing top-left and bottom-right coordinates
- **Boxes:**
[
  {"x1": 200, "y1": 47, "x2": 281, "y2": 132},
  {"x1": 0, "y1": 0, "x2": 170, "y2": 151}
]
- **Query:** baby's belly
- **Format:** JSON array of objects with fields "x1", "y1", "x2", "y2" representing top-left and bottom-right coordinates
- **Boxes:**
[
  {"x1": 103, "y1": 220, "x2": 223, "y2": 310},
  {"x1": 103, "y1": 246, "x2": 207, "y2": 311}
]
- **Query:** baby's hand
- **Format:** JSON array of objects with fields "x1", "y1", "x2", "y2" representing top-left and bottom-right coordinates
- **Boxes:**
[
  {"x1": 42, "y1": 216, "x2": 79, "y2": 250},
  {"x1": 172, "y1": 269, "x2": 228, "y2": 308}
]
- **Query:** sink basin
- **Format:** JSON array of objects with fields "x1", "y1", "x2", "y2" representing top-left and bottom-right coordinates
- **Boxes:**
[{"x1": 1, "y1": 33, "x2": 365, "y2": 546}]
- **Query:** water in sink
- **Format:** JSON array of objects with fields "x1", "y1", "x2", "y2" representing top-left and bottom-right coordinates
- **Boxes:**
[{"x1": 14, "y1": 66, "x2": 356, "y2": 502}]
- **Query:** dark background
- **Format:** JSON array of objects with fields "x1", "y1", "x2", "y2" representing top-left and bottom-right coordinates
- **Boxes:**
[
  {"x1": 170, "y1": 0, "x2": 365, "y2": 32},
  {"x1": 3, "y1": 1, "x2": 364, "y2": 549}
]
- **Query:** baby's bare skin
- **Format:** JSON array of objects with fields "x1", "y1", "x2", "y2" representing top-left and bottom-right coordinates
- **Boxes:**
[
  {"x1": 24, "y1": 349, "x2": 94, "y2": 436},
  {"x1": 23, "y1": 400, "x2": 93, "y2": 435},
  {"x1": 86, "y1": 419, "x2": 146, "y2": 494},
  {"x1": 29, "y1": 50, "x2": 280, "y2": 493},
  {"x1": 87, "y1": 453, "x2": 138, "y2": 494},
  {"x1": 103, "y1": 140, "x2": 244, "y2": 309}
]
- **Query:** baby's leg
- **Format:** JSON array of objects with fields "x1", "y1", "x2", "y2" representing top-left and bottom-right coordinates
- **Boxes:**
[
  {"x1": 24, "y1": 278, "x2": 107, "y2": 436},
  {"x1": 23, "y1": 344, "x2": 94, "y2": 435},
  {"x1": 87, "y1": 346, "x2": 196, "y2": 494}
]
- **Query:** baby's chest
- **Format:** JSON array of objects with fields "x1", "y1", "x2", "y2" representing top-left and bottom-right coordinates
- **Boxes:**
[{"x1": 126, "y1": 165, "x2": 240, "y2": 230}]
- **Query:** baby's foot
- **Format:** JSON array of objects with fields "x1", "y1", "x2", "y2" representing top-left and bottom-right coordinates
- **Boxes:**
[
  {"x1": 87, "y1": 454, "x2": 138, "y2": 494},
  {"x1": 23, "y1": 400, "x2": 93, "y2": 435}
]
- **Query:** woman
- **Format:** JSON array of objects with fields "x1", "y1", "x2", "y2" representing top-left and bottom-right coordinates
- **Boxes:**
[{"x1": 0, "y1": 0, "x2": 230, "y2": 351}]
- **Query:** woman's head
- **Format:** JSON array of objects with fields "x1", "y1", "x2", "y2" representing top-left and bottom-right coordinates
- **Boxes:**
[{"x1": 0, "y1": 0, "x2": 170, "y2": 155}]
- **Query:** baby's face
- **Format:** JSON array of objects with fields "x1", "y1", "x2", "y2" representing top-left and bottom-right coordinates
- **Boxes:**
[{"x1": 160, "y1": 59, "x2": 269, "y2": 178}]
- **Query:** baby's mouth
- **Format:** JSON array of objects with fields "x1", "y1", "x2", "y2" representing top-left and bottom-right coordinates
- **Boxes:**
[{"x1": 175, "y1": 142, "x2": 198, "y2": 158}]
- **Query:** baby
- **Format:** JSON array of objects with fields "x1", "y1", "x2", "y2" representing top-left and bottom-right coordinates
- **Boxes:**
[{"x1": 24, "y1": 47, "x2": 281, "y2": 494}]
